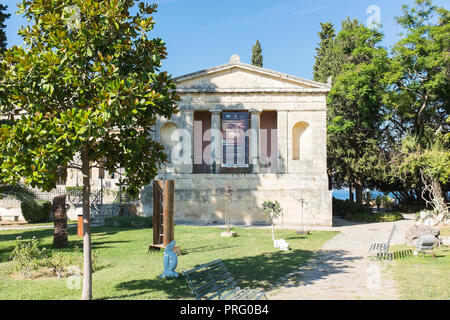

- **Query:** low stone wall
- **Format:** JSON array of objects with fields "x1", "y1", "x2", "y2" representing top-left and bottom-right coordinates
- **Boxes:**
[
  {"x1": 0, "y1": 201, "x2": 23, "y2": 220},
  {"x1": 140, "y1": 173, "x2": 333, "y2": 227}
]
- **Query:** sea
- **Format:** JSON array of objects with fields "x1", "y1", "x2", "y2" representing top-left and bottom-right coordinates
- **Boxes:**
[{"x1": 332, "y1": 189, "x2": 393, "y2": 201}]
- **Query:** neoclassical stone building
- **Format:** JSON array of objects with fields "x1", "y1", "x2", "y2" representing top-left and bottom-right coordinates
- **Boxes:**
[{"x1": 140, "y1": 55, "x2": 333, "y2": 227}]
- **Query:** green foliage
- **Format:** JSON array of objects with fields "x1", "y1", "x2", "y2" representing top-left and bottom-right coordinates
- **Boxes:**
[
  {"x1": 9, "y1": 236, "x2": 48, "y2": 278},
  {"x1": 395, "y1": 132, "x2": 450, "y2": 185},
  {"x1": 261, "y1": 200, "x2": 283, "y2": 223},
  {"x1": 20, "y1": 200, "x2": 51, "y2": 224},
  {"x1": 375, "y1": 196, "x2": 382, "y2": 211},
  {"x1": 313, "y1": 22, "x2": 337, "y2": 82},
  {"x1": 0, "y1": 184, "x2": 36, "y2": 203},
  {"x1": 9, "y1": 237, "x2": 101, "y2": 279},
  {"x1": 103, "y1": 215, "x2": 152, "y2": 228},
  {"x1": 251, "y1": 40, "x2": 263, "y2": 67},
  {"x1": 0, "y1": 0, "x2": 178, "y2": 196},
  {"x1": 332, "y1": 198, "x2": 361, "y2": 216},
  {"x1": 66, "y1": 186, "x2": 83, "y2": 193},
  {"x1": 314, "y1": 1, "x2": 449, "y2": 207},
  {"x1": 0, "y1": 4, "x2": 10, "y2": 53},
  {"x1": 314, "y1": 18, "x2": 391, "y2": 204},
  {"x1": 346, "y1": 212, "x2": 404, "y2": 223},
  {"x1": 384, "y1": 0, "x2": 449, "y2": 140}
]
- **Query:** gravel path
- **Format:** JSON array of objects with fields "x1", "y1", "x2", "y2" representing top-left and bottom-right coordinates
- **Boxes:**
[{"x1": 268, "y1": 215, "x2": 416, "y2": 300}]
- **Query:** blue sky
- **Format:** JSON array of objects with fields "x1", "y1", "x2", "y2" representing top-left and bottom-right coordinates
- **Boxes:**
[{"x1": 4, "y1": 0, "x2": 449, "y2": 80}]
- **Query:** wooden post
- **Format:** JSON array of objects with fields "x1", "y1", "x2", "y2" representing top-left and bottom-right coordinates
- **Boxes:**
[
  {"x1": 150, "y1": 180, "x2": 179, "y2": 254},
  {"x1": 77, "y1": 214, "x2": 83, "y2": 237},
  {"x1": 153, "y1": 180, "x2": 163, "y2": 245},
  {"x1": 53, "y1": 195, "x2": 68, "y2": 248},
  {"x1": 162, "y1": 180, "x2": 174, "y2": 247}
]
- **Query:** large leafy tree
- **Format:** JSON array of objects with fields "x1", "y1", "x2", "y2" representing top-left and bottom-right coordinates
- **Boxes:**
[
  {"x1": 315, "y1": 19, "x2": 390, "y2": 207},
  {"x1": 0, "y1": 0, "x2": 178, "y2": 300},
  {"x1": 0, "y1": 4, "x2": 10, "y2": 53},
  {"x1": 251, "y1": 40, "x2": 263, "y2": 67},
  {"x1": 385, "y1": 0, "x2": 449, "y2": 140},
  {"x1": 394, "y1": 130, "x2": 449, "y2": 213},
  {"x1": 383, "y1": 0, "x2": 449, "y2": 205}
]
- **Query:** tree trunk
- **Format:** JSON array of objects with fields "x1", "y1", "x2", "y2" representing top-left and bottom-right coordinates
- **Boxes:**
[
  {"x1": 271, "y1": 224, "x2": 275, "y2": 241},
  {"x1": 355, "y1": 180, "x2": 363, "y2": 208},
  {"x1": 81, "y1": 148, "x2": 92, "y2": 300},
  {"x1": 348, "y1": 181, "x2": 354, "y2": 202},
  {"x1": 53, "y1": 195, "x2": 68, "y2": 248},
  {"x1": 432, "y1": 180, "x2": 446, "y2": 213}
]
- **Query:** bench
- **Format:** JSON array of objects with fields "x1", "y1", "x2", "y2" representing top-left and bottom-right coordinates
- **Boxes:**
[
  {"x1": 0, "y1": 215, "x2": 19, "y2": 222},
  {"x1": 367, "y1": 224, "x2": 397, "y2": 260},
  {"x1": 182, "y1": 259, "x2": 267, "y2": 300},
  {"x1": 415, "y1": 235, "x2": 436, "y2": 259}
]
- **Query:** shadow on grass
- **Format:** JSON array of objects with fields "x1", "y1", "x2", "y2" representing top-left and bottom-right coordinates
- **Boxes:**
[
  {"x1": 112, "y1": 248, "x2": 358, "y2": 299},
  {"x1": 105, "y1": 277, "x2": 191, "y2": 300},
  {"x1": 392, "y1": 249, "x2": 413, "y2": 260},
  {"x1": 181, "y1": 243, "x2": 239, "y2": 255},
  {"x1": 0, "y1": 226, "x2": 126, "y2": 263},
  {"x1": 240, "y1": 249, "x2": 360, "y2": 290}
]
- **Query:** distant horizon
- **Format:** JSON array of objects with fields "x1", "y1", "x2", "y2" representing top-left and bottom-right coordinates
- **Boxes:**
[{"x1": 333, "y1": 189, "x2": 393, "y2": 201}]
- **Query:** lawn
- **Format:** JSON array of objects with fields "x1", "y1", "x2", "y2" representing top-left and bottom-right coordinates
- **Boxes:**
[
  {"x1": 389, "y1": 244, "x2": 450, "y2": 300},
  {"x1": 0, "y1": 225, "x2": 338, "y2": 300}
]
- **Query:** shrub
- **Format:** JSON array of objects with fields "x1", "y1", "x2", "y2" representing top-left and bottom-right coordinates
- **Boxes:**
[
  {"x1": 103, "y1": 216, "x2": 152, "y2": 228},
  {"x1": 332, "y1": 198, "x2": 362, "y2": 216},
  {"x1": 9, "y1": 236, "x2": 48, "y2": 278},
  {"x1": 346, "y1": 212, "x2": 404, "y2": 223},
  {"x1": 20, "y1": 200, "x2": 52, "y2": 223},
  {"x1": 10, "y1": 239, "x2": 102, "y2": 278}
]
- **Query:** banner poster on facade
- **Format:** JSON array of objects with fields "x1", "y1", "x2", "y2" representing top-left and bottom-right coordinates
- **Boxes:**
[{"x1": 222, "y1": 112, "x2": 249, "y2": 168}]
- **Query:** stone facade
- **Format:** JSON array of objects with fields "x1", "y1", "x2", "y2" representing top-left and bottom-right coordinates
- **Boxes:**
[{"x1": 141, "y1": 55, "x2": 333, "y2": 227}]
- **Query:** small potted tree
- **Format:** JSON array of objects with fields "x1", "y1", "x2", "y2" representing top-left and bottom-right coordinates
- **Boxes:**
[
  {"x1": 221, "y1": 184, "x2": 237, "y2": 238},
  {"x1": 262, "y1": 200, "x2": 289, "y2": 250}
]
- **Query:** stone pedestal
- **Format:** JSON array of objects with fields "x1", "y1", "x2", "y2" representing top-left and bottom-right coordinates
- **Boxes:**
[{"x1": 221, "y1": 230, "x2": 238, "y2": 238}]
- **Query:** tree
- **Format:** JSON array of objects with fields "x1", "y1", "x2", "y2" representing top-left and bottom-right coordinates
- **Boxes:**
[
  {"x1": 383, "y1": 0, "x2": 449, "y2": 206},
  {"x1": 314, "y1": 18, "x2": 390, "y2": 208},
  {"x1": 261, "y1": 200, "x2": 283, "y2": 241},
  {"x1": 313, "y1": 22, "x2": 337, "y2": 83},
  {"x1": 394, "y1": 130, "x2": 449, "y2": 214},
  {"x1": 251, "y1": 40, "x2": 263, "y2": 67},
  {"x1": 0, "y1": 0, "x2": 178, "y2": 300},
  {"x1": 0, "y1": 4, "x2": 10, "y2": 53},
  {"x1": 384, "y1": 0, "x2": 449, "y2": 140},
  {"x1": 0, "y1": 184, "x2": 35, "y2": 204}
]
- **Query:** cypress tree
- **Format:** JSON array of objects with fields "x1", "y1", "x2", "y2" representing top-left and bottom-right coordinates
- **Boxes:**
[
  {"x1": 0, "y1": 4, "x2": 11, "y2": 53},
  {"x1": 313, "y1": 22, "x2": 336, "y2": 82},
  {"x1": 251, "y1": 40, "x2": 263, "y2": 67}
]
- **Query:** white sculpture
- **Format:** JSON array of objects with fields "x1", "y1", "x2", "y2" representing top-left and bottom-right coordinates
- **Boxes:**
[
  {"x1": 158, "y1": 240, "x2": 179, "y2": 279},
  {"x1": 274, "y1": 239, "x2": 290, "y2": 251}
]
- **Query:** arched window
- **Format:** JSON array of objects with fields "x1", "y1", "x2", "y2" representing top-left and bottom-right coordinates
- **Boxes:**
[
  {"x1": 160, "y1": 122, "x2": 179, "y2": 160},
  {"x1": 292, "y1": 121, "x2": 309, "y2": 160}
]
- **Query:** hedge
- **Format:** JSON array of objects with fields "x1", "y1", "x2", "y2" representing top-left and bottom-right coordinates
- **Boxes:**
[{"x1": 20, "y1": 200, "x2": 52, "y2": 223}]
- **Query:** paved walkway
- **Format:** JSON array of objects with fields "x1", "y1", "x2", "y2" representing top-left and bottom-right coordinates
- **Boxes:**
[{"x1": 268, "y1": 215, "x2": 416, "y2": 300}]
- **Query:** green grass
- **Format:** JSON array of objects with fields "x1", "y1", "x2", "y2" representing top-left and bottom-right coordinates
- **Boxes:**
[
  {"x1": 389, "y1": 244, "x2": 450, "y2": 300},
  {"x1": 0, "y1": 225, "x2": 338, "y2": 300}
]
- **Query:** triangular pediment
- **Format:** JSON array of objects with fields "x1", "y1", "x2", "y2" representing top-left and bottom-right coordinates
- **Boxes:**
[{"x1": 173, "y1": 58, "x2": 331, "y2": 93}]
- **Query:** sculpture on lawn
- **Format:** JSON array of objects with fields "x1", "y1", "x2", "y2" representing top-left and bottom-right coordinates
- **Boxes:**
[{"x1": 158, "y1": 240, "x2": 179, "y2": 279}]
